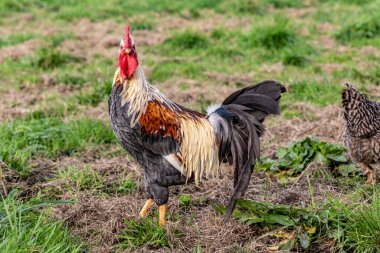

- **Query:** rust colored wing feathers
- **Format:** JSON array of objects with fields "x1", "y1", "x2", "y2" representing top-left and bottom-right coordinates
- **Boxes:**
[{"x1": 139, "y1": 100, "x2": 181, "y2": 155}]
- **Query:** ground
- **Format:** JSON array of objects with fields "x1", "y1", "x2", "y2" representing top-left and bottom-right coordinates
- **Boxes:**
[{"x1": 1, "y1": 0, "x2": 380, "y2": 252}]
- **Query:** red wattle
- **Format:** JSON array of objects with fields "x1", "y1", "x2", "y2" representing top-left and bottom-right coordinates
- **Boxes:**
[{"x1": 118, "y1": 24, "x2": 139, "y2": 79}]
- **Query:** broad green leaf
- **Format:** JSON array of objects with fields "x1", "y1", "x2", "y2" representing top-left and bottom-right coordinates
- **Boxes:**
[
  {"x1": 264, "y1": 214, "x2": 294, "y2": 226},
  {"x1": 298, "y1": 233, "x2": 311, "y2": 249},
  {"x1": 278, "y1": 239, "x2": 296, "y2": 251}
]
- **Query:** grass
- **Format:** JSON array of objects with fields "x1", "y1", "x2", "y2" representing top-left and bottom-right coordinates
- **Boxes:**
[
  {"x1": 165, "y1": 30, "x2": 209, "y2": 50},
  {"x1": 0, "y1": 190, "x2": 83, "y2": 253},
  {"x1": 336, "y1": 8, "x2": 380, "y2": 43},
  {"x1": 33, "y1": 47, "x2": 81, "y2": 70},
  {"x1": 0, "y1": 33, "x2": 35, "y2": 48},
  {"x1": 58, "y1": 166, "x2": 107, "y2": 192},
  {"x1": 215, "y1": 187, "x2": 380, "y2": 252},
  {"x1": 285, "y1": 81, "x2": 343, "y2": 106},
  {"x1": 244, "y1": 16, "x2": 300, "y2": 50},
  {"x1": 328, "y1": 188, "x2": 380, "y2": 253},
  {"x1": 77, "y1": 81, "x2": 112, "y2": 106},
  {"x1": 0, "y1": 117, "x2": 115, "y2": 175},
  {"x1": 118, "y1": 218, "x2": 170, "y2": 250},
  {"x1": 56, "y1": 166, "x2": 137, "y2": 195}
]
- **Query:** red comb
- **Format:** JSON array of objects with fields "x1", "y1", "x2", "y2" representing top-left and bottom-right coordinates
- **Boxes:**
[{"x1": 124, "y1": 24, "x2": 131, "y2": 48}]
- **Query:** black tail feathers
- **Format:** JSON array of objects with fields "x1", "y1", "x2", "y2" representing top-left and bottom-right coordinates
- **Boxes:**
[{"x1": 210, "y1": 80, "x2": 286, "y2": 222}]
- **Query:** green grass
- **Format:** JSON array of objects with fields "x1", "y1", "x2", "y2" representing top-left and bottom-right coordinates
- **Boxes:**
[
  {"x1": 165, "y1": 30, "x2": 209, "y2": 50},
  {"x1": 328, "y1": 188, "x2": 380, "y2": 253},
  {"x1": 0, "y1": 33, "x2": 35, "y2": 48},
  {"x1": 336, "y1": 17, "x2": 380, "y2": 43},
  {"x1": 77, "y1": 81, "x2": 112, "y2": 106},
  {"x1": 282, "y1": 52, "x2": 310, "y2": 67},
  {"x1": 56, "y1": 166, "x2": 137, "y2": 195},
  {"x1": 0, "y1": 117, "x2": 115, "y2": 175},
  {"x1": 150, "y1": 61, "x2": 203, "y2": 83},
  {"x1": 285, "y1": 81, "x2": 343, "y2": 106},
  {"x1": 178, "y1": 194, "x2": 192, "y2": 208},
  {"x1": 58, "y1": 166, "x2": 107, "y2": 192},
  {"x1": 33, "y1": 47, "x2": 81, "y2": 70},
  {"x1": 244, "y1": 16, "x2": 300, "y2": 51},
  {"x1": 336, "y1": 8, "x2": 380, "y2": 43},
  {"x1": 0, "y1": 190, "x2": 83, "y2": 253},
  {"x1": 118, "y1": 218, "x2": 170, "y2": 250}
]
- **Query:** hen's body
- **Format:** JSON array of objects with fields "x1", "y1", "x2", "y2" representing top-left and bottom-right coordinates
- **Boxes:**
[{"x1": 342, "y1": 84, "x2": 380, "y2": 183}]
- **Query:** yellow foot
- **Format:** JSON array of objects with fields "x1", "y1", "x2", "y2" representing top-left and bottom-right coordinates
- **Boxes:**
[
  {"x1": 159, "y1": 204, "x2": 168, "y2": 226},
  {"x1": 363, "y1": 164, "x2": 376, "y2": 185},
  {"x1": 139, "y1": 199, "x2": 155, "y2": 218},
  {"x1": 367, "y1": 171, "x2": 376, "y2": 185}
]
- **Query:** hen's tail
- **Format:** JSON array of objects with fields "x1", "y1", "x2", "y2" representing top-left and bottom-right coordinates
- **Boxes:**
[
  {"x1": 342, "y1": 83, "x2": 380, "y2": 138},
  {"x1": 207, "y1": 80, "x2": 286, "y2": 221}
]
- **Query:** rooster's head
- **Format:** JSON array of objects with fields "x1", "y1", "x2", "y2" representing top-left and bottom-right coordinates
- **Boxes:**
[{"x1": 118, "y1": 24, "x2": 138, "y2": 80}]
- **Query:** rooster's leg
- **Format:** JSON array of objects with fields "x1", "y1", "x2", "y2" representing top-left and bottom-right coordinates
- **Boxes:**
[
  {"x1": 139, "y1": 199, "x2": 155, "y2": 218},
  {"x1": 158, "y1": 204, "x2": 167, "y2": 226},
  {"x1": 362, "y1": 164, "x2": 376, "y2": 184}
]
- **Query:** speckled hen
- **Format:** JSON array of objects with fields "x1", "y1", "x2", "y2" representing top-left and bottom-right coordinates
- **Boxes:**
[
  {"x1": 342, "y1": 83, "x2": 380, "y2": 184},
  {"x1": 108, "y1": 25, "x2": 286, "y2": 225}
]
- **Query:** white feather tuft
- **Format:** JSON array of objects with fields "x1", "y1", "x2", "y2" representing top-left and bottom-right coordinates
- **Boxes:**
[{"x1": 206, "y1": 104, "x2": 221, "y2": 116}]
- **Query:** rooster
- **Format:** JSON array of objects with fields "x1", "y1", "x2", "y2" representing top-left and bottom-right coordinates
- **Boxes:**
[
  {"x1": 108, "y1": 25, "x2": 286, "y2": 225},
  {"x1": 342, "y1": 83, "x2": 380, "y2": 184}
]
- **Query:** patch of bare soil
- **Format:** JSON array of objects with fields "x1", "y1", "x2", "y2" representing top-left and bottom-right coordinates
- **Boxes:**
[
  {"x1": 60, "y1": 19, "x2": 121, "y2": 60},
  {"x1": 317, "y1": 63, "x2": 344, "y2": 75},
  {"x1": 317, "y1": 22, "x2": 334, "y2": 34},
  {"x1": 83, "y1": 101, "x2": 110, "y2": 121},
  {"x1": 260, "y1": 62, "x2": 284, "y2": 74},
  {"x1": 0, "y1": 88, "x2": 38, "y2": 122},
  {"x1": 61, "y1": 18, "x2": 168, "y2": 61},
  {"x1": 0, "y1": 39, "x2": 40, "y2": 63},
  {"x1": 0, "y1": 80, "x2": 78, "y2": 122},
  {"x1": 157, "y1": 78, "x2": 236, "y2": 109},
  {"x1": 263, "y1": 104, "x2": 344, "y2": 156},
  {"x1": 360, "y1": 45, "x2": 380, "y2": 58},
  {"x1": 315, "y1": 36, "x2": 337, "y2": 51},
  {"x1": 157, "y1": 10, "x2": 252, "y2": 33},
  {"x1": 283, "y1": 7, "x2": 315, "y2": 18}
]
